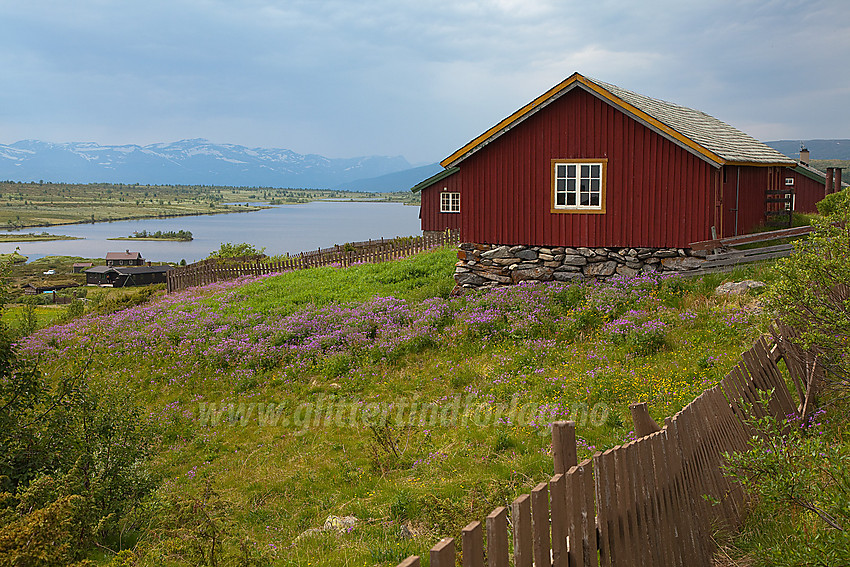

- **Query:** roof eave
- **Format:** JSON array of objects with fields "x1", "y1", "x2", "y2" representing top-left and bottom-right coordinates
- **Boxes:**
[
  {"x1": 792, "y1": 163, "x2": 828, "y2": 183},
  {"x1": 410, "y1": 167, "x2": 460, "y2": 193}
]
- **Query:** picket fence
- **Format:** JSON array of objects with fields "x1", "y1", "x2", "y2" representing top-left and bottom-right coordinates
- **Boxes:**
[
  {"x1": 166, "y1": 230, "x2": 460, "y2": 293},
  {"x1": 398, "y1": 322, "x2": 818, "y2": 567}
]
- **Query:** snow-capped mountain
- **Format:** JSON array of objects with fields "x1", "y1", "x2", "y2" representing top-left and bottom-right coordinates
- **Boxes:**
[{"x1": 0, "y1": 139, "x2": 413, "y2": 188}]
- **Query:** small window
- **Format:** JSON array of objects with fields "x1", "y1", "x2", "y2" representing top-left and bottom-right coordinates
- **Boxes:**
[
  {"x1": 440, "y1": 191, "x2": 460, "y2": 213},
  {"x1": 551, "y1": 159, "x2": 607, "y2": 213},
  {"x1": 785, "y1": 177, "x2": 794, "y2": 186}
]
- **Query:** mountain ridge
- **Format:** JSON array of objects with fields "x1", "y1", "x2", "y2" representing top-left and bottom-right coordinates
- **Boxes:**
[
  {"x1": 0, "y1": 138, "x2": 412, "y2": 189},
  {"x1": 332, "y1": 162, "x2": 443, "y2": 192}
]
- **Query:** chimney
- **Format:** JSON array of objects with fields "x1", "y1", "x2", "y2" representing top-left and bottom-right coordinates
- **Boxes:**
[
  {"x1": 126, "y1": 249, "x2": 130, "y2": 254},
  {"x1": 837, "y1": 168, "x2": 843, "y2": 192},
  {"x1": 826, "y1": 168, "x2": 835, "y2": 194},
  {"x1": 800, "y1": 143, "x2": 810, "y2": 165}
]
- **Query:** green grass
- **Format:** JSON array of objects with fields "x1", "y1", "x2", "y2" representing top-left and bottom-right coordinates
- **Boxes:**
[
  {"x1": 1, "y1": 303, "x2": 65, "y2": 330},
  {"x1": 12, "y1": 249, "x2": 778, "y2": 565},
  {"x1": 231, "y1": 246, "x2": 458, "y2": 314}
]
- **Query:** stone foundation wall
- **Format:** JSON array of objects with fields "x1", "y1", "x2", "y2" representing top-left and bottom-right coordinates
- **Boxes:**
[{"x1": 455, "y1": 243, "x2": 708, "y2": 288}]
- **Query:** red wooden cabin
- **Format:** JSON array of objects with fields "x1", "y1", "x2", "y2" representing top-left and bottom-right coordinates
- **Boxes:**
[{"x1": 413, "y1": 72, "x2": 808, "y2": 249}]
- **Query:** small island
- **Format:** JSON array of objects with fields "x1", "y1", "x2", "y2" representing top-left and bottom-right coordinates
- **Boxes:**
[
  {"x1": 0, "y1": 232, "x2": 81, "y2": 242},
  {"x1": 109, "y1": 229, "x2": 193, "y2": 242}
]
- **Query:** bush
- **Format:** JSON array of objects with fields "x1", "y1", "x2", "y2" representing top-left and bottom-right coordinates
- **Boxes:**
[
  {"x1": 0, "y1": 289, "x2": 158, "y2": 560},
  {"x1": 816, "y1": 189, "x2": 849, "y2": 217},
  {"x1": 766, "y1": 194, "x2": 850, "y2": 391},
  {"x1": 0, "y1": 494, "x2": 84, "y2": 566},
  {"x1": 724, "y1": 407, "x2": 850, "y2": 565},
  {"x1": 207, "y1": 242, "x2": 266, "y2": 260},
  {"x1": 15, "y1": 302, "x2": 37, "y2": 337}
]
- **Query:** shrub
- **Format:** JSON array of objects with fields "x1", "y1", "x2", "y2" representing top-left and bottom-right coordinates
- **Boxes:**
[
  {"x1": 207, "y1": 242, "x2": 266, "y2": 260},
  {"x1": 0, "y1": 494, "x2": 84, "y2": 566},
  {"x1": 816, "y1": 188, "x2": 849, "y2": 217},
  {"x1": 724, "y1": 407, "x2": 850, "y2": 565},
  {"x1": 15, "y1": 302, "x2": 37, "y2": 337},
  {"x1": 766, "y1": 194, "x2": 850, "y2": 392}
]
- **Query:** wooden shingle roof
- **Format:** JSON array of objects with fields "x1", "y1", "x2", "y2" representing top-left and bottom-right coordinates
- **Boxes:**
[{"x1": 441, "y1": 72, "x2": 796, "y2": 169}]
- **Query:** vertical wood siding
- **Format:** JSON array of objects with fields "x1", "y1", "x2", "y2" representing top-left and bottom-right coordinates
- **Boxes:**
[
  {"x1": 785, "y1": 168, "x2": 826, "y2": 214},
  {"x1": 721, "y1": 166, "x2": 784, "y2": 237},
  {"x1": 424, "y1": 88, "x2": 718, "y2": 248},
  {"x1": 420, "y1": 176, "x2": 462, "y2": 232}
]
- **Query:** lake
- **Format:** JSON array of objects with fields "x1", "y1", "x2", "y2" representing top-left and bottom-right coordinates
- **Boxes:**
[{"x1": 0, "y1": 201, "x2": 422, "y2": 264}]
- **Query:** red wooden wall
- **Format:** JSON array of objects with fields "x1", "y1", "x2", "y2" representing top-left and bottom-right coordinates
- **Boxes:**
[
  {"x1": 720, "y1": 165, "x2": 799, "y2": 236},
  {"x1": 785, "y1": 168, "x2": 826, "y2": 214},
  {"x1": 423, "y1": 88, "x2": 720, "y2": 249},
  {"x1": 420, "y1": 173, "x2": 461, "y2": 232}
]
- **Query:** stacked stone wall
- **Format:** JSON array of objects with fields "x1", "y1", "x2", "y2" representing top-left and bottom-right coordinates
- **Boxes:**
[{"x1": 455, "y1": 243, "x2": 708, "y2": 288}]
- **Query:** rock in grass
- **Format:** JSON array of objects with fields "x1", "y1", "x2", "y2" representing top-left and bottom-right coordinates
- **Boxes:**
[
  {"x1": 715, "y1": 280, "x2": 766, "y2": 296},
  {"x1": 324, "y1": 515, "x2": 358, "y2": 532}
]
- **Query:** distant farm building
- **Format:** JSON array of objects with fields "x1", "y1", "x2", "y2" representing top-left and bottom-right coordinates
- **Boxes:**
[
  {"x1": 784, "y1": 147, "x2": 846, "y2": 213},
  {"x1": 414, "y1": 72, "x2": 840, "y2": 249},
  {"x1": 23, "y1": 283, "x2": 78, "y2": 295},
  {"x1": 85, "y1": 265, "x2": 173, "y2": 287},
  {"x1": 106, "y1": 250, "x2": 144, "y2": 266}
]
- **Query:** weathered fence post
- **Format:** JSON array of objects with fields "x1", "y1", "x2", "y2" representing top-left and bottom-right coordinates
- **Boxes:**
[
  {"x1": 550, "y1": 474, "x2": 568, "y2": 567},
  {"x1": 552, "y1": 420, "x2": 577, "y2": 474},
  {"x1": 430, "y1": 538, "x2": 454, "y2": 567},
  {"x1": 531, "y1": 482, "x2": 551, "y2": 567},
  {"x1": 566, "y1": 461, "x2": 598, "y2": 567},
  {"x1": 461, "y1": 521, "x2": 483, "y2": 567},
  {"x1": 512, "y1": 494, "x2": 532, "y2": 567},
  {"x1": 630, "y1": 402, "x2": 661, "y2": 438},
  {"x1": 487, "y1": 507, "x2": 509, "y2": 567}
]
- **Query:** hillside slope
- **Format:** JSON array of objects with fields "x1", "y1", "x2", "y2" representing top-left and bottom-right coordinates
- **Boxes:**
[{"x1": 6, "y1": 249, "x2": 771, "y2": 565}]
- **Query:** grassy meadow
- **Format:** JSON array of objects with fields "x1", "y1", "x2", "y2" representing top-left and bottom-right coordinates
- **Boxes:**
[{"x1": 8, "y1": 246, "x2": 777, "y2": 566}]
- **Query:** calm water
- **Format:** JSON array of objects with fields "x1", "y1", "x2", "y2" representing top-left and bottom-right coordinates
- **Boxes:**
[{"x1": 0, "y1": 201, "x2": 422, "y2": 264}]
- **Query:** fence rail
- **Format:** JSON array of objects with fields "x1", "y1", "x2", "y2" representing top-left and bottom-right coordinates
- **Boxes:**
[
  {"x1": 398, "y1": 325, "x2": 812, "y2": 567},
  {"x1": 683, "y1": 225, "x2": 815, "y2": 276},
  {"x1": 166, "y1": 230, "x2": 460, "y2": 293}
]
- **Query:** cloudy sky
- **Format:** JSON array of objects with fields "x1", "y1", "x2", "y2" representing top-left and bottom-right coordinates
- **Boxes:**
[{"x1": 1, "y1": 0, "x2": 848, "y2": 164}]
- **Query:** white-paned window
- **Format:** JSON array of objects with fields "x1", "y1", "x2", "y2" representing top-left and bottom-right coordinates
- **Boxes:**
[
  {"x1": 440, "y1": 191, "x2": 460, "y2": 213},
  {"x1": 552, "y1": 160, "x2": 607, "y2": 212}
]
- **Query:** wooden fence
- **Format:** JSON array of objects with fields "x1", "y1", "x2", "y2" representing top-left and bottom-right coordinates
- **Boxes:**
[
  {"x1": 688, "y1": 225, "x2": 814, "y2": 275},
  {"x1": 166, "y1": 230, "x2": 460, "y2": 293},
  {"x1": 398, "y1": 325, "x2": 816, "y2": 567}
]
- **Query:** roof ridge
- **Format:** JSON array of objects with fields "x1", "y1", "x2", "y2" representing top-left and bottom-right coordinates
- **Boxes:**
[{"x1": 441, "y1": 72, "x2": 795, "y2": 168}]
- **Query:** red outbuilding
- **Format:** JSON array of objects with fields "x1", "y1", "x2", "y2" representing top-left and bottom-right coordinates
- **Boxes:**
[{"x1": 413, "y1": 72, "x2": 818, "y2": 249}]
